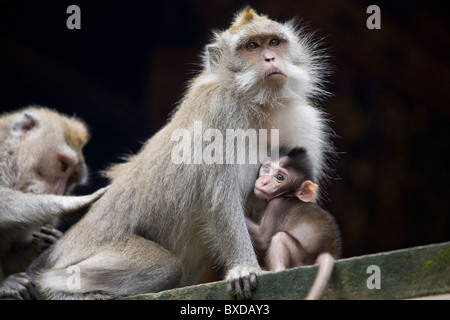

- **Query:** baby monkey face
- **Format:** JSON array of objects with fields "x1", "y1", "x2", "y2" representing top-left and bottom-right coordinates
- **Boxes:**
[
  {"x1": 254, "y1": 158, "x2": 318, "y2": 203},
  {"x1": 254, "y1": 160, "x2": 291, "y2": 200}
]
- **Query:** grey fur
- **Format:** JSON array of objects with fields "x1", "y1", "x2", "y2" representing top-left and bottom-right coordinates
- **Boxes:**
[
  {"x1": 0, "y1": 106, "x2": 97, "y2": 283},
  {"x1": 33, "y1": 8, "x2": 335, "y2": 300}
]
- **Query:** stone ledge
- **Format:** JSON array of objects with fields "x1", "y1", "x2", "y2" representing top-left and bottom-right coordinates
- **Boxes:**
[{"x1": 123, "y1": 241, "x2": 450, "y2": 300}]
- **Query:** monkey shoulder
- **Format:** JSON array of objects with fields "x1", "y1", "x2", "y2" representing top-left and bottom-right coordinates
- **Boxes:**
[
  {"x1": 283, "y1": 201, "x2": 337, "y2": 232},
  {"x1": 304, "y1": 203, "x2": 338, "y2": 229},
  {"x1": 299, "y1": 201, "x2": 329, "y2": 216}
]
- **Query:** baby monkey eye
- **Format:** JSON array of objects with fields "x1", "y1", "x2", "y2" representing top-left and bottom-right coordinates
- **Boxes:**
[
  {"x1": 262, "y1": 167, "x2": 271, "y2": 174},
  {"x1": 269, "y1": 38, "x2": 281, "y2": 47},
  {"x1": 275, "y1": 173, "x2": 284, "y2": 181},
  {"x1": 245, "y1": 42, "x2": 259, "y2": 50}
]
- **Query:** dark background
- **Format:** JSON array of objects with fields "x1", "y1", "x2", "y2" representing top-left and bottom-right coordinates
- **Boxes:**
[{"x1": 0, "y1": 0, "x2": 449, "y2": 259}]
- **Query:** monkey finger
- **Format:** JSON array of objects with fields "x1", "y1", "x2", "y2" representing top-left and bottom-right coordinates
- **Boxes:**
[
  {"x1": 227, "y1": 279, "x2": 237, "y2": 299},
  {"x1": 234, "y1": 278, "x2": 245, "y2": 300},
  {"x1": 249, "y1": 271, "x2": 258, "y2": 290},
  {"x1": 226, "y1": 280, "x2": 235, "y2": 297},
  {"x1": 0, "y1": 287, "x2": 24, "y2": 300},
  {"x1": 16, "y1": 283, "x2": 32, "y2": 300},
  {"x1": 11, "y1": 273, "x2": 32, "y2": 286},
  {"x1": 241, "y1": 275, "x2": 253, "y2": 299},
  {"x1": 40, "y1": 225, "x2": 63, "y2": 238},
  {"x1": 39, "y1": 224, "x2": 54, "y2": 233},
  {"x1": 32, "y1": 232, "x2": 56, "y2": 244}
]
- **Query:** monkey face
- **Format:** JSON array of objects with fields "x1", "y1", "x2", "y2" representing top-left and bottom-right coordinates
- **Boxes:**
[
  {"x1": 11, "y1": 108, "x2": 88, "y2": 195},
  {"x1": 33, "y1": 148, "x2": 87, "y2": 195},
  {"x1": 238, "y1": 35, "x2": 288, "y2": 88},
  {"x1": 254, "y1": 160, "x2": 291, "y2": 201},
  {"x1": 203, "y1": 7, "x2": 322, "y2": 106},
  {"x1": 254, "y1": 155, "x2": 319, "y2": 203}
]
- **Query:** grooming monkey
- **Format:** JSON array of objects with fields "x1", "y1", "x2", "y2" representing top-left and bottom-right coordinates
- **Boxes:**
[
  {"x1": 246, "y1": 146, "x2": 341, "y2": 300},
  {"x1": 0, "y1": 107, "x2": 107, "y2": 228},
  {"x1": 0, "y1": 106, "x2": 106, "y2": 298},
  {"x1": 30, "y1": 7, "x2": 334, "y2": 300}
]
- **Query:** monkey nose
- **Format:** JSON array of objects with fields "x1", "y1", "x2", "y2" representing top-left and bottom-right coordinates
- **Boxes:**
[{"x1": 263, "y1": 51, "x2": 276, "y2": 62}]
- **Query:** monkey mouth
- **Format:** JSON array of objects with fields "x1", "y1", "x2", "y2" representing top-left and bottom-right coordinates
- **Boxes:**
[
  {"x1": 263, "y1": 70, "x2": 286, "y2": 79},
  {"x1": 254, "y1": 186, "x2": 268, "y2": 198},
  {"x1": 254, "y1": 187, "x2": 265, "y2": 194}
]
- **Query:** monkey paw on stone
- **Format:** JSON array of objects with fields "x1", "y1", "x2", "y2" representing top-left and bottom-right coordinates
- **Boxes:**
[{"x1": 226, "y1": 265, "x2": 262, "y2": 300}]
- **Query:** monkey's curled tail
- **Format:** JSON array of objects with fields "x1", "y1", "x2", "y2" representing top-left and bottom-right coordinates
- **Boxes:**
[{"x1": 305, "y1": 252, "x2": 335, "y2": 300}]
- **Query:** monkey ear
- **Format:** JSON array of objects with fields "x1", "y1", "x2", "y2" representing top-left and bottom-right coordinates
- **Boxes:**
[
  {"x1": 10, "y1": 113, "x2": 37, "y2": 138},
  {"x1": 296, "y1": 180, "x2": 318, "y2": 202},
  {"x1": 205, "y1": 44, "x2": 220, "y2": 71}
]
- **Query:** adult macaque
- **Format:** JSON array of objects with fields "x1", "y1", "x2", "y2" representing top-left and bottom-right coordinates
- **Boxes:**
[
  {"x1": 0, "y1": 107, "x2": 107, "y2": 228},
  {"x1": 246, "y1": 146, "x2": 341, "y2": 299},
  {"x1": 0, "y1": 106, "x2": 106, "y2": 297},
  {"x1": 30, "y1": 7, "x2": 334, "y2": 300}
]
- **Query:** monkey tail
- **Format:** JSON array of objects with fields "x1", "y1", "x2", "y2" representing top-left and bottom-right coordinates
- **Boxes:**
[{"x1": 304, "y1": 252, "x2": 335, "y2": 300}]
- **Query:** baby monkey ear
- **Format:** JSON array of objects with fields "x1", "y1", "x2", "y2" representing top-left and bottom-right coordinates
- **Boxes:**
[{"x1": 296, "y1": 180, "x2": 318, "y2": 202}]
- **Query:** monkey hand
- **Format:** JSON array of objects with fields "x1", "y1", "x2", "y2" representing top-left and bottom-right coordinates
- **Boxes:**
[
  {"x1": 60, "y1": 186, "x2": 110, "y2": 215},
  {"x1": 32, "y1": 224, "x2": 63, "y2": 253},
  {"x1": 226, "y1": 265, "x2": 262, "y2": 300},
  {"x1": 69, "y1": 185, "x2": 109, "y2": 207},
  {"x1": 0, "y1": 272, "x2": 36, "y2": 300},
  {"x1": 86, "y1": 186, "x2": 110, "y2": 203}
]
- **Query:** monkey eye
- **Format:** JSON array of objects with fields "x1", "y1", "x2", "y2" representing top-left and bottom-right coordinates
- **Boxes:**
[
  {"x1": 269, "y1": 38, "x2": 281, "y2": 47},
  {"x1": 262, "y1": 166, "x2": 271, "y2": 174},
  {"x1": 245, "y1": 42, "x2": 259, "y2": 50},
  {"x1": 275, "y1": 173, "x2": 284, "y2": 181}
]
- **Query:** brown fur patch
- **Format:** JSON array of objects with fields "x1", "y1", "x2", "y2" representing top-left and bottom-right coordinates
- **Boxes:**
[
  {"x1": 62, "y1": 117, "x2": 89, "y2": 151},
  {"x1": 228, "y1": 7, "x2": 259, "y2": 33}
]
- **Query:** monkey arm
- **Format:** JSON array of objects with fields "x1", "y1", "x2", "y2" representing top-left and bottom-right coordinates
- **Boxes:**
[
  {"x1": 0, "y1": 186, "x2": 108, "y2": 226},
  {"x1": 245, "y1": 216, "x2": 271, "y2": 253},
  {"x1": 206, "y1": 188, "x2": 261, "y2": 299},
  {"x1": 245, "y1": 216, "x2": 259, "y2": 237}
]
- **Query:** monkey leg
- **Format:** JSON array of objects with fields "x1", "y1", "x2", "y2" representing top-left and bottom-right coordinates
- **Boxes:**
[
  {"x1": 38, "y1": 235, "x2": 183, "y2": 299},
  {"x1": 305, "y1": 252, "x2": 335, "y2": 300},
  {"x1": 265, "y1": 231, "x2": 309, "y2": 272}
]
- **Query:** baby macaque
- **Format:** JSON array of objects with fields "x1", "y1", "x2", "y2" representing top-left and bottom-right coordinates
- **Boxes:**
[{"x1": 246, "y1": 146, "x2": 341, "y2": 299}]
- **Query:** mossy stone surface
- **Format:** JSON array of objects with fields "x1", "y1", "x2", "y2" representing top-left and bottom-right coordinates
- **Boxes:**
[{"x1": 124, "y1": 242, "x2": 450, "y2": 300}]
